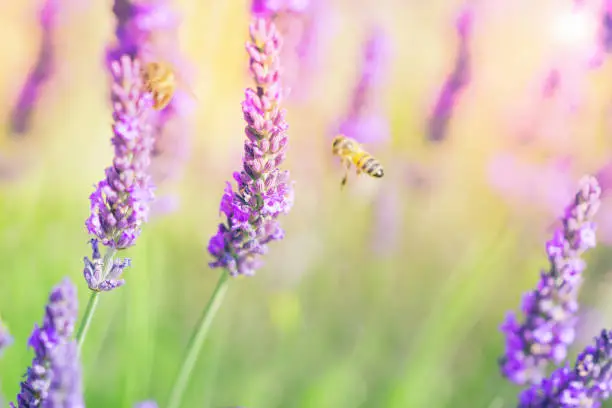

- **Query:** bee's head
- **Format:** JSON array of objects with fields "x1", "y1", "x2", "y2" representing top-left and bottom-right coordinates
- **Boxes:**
[{"x1": 332, "y1": 135, "x2": 346, "y2": 150}]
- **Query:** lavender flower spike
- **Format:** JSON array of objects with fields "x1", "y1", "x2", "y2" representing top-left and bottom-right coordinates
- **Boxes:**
[
  {"x1": 427, "y1": 3, "x2": 472, "y2": 142},
  {"x1": 207, "y1": 17, "x2": 294, "y2": 276},
  {"x1": 0, "y1": 316, "x2": 12, "y2": 355},
  {"x1": 86, "y1": 55, "x2": 155, "y2": 250},
  {"x1": 499, "y1": 175, "x2": 601, "y2": 385},
  {"x1": 335, "y1": 25, "x2": 391, "y2": 145},
  {"x1": 519, "y1": 329, "x2": 612, "y2": 407},
  {"x1": 84, "y1": 55, "x2": 154, "y2": 290},
  {"x1": 12, "y1": 278, "x2": 84, "y2": 408}
]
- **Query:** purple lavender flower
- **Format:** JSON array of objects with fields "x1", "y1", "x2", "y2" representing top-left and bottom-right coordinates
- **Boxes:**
[
  {"x1": 600, "y1": 0, "x2": 612, "y2": 54},
  {"x1": 84, "y1": 55, "x2": 154, "y2": 291},
  {"x1": 499, "y1": 176, "x2": 601, "y2": 385},
  {"x1": 518, "y1": 329, "x2": 612, "y2": 407},
  {"x1": 12, "y1": 278, "x2": 83, "y2": 407},
  {"x1": 85, "y1": 55, "x2": 155, "y2": 251},
  {"x1": 335, "y1": 25, "x2": 391, "y2": 145},
  {"x1": 427, "y1": 3, "x2": 472, "y2": 142},
  {"x1": 9, "y1": 0, "x2": 58, "y2": 135},
  {"x1": 0, "y1": 317, "x2": 12, "y2": 355},
  {"x1": 207, "y1": 17, "x2": 294, "y2": 277}
]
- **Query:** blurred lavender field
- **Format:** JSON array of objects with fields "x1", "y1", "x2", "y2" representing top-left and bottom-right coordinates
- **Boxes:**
[{"x1": 3, "y1": 0, "x2": 612, "y2": 406}]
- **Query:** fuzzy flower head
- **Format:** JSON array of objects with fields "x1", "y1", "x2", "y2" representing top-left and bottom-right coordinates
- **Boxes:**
[
  {"x1": 251, "y1": 0, "x2": 308, "y2": 16},
  {"x1": 519, "y1": 329, "x2": 612, "y2": 407},
  {"x1": 427, "y1": 3, "x2": 473, "y2": 142},
  {"x1": 336, "y1": 25, "x2": 391, "y2": 145},
  {"x1": 208, "y1": 18, "x2": 294, "y2": 277},
  {"x1": 85, "y1": 55, "x2": 155, "y2": 250},
  {"x1": 13, "y1": 278, "x2": 83, "y2": 407},
  {"x1": 499, "y1": 175, "x2": 601, "y2": 386},
  {"x1": 0, "y1": 316, "x2": 12, "y2": 355}
]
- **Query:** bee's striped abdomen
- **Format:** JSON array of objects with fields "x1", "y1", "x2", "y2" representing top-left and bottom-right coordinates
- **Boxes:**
[{"x1": 355, "y1": 153, "x2": 384, "y2": 178}]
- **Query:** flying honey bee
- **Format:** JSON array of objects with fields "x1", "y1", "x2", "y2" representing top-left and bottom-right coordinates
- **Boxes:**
[
  {"x1": 331, "y1": 135, "x2": 384, "y2": 187},
  {"x1": 140, "y1": 61, "x2": 197, "y2": 110}
]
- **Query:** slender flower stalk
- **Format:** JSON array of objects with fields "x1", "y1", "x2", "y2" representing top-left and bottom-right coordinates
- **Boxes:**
[
  {"x1": 166, "y1": 272, "x2": 229, "y2": 408},
  {"x1": 76, "y1": 55, "x2": 155, "y2": 349},
  {"x1": 334, "y1": 25, "x2": 391, "y2": 145},
  {"x1": 12, "y1": 278, "x2": 84, "y2": 407},
  {"x1": 167, "y1": 13, "x2": 293, "y2": 408},
  {"x1": 9, "y1": 0, "x2": 58, "y2": 135},
  {"x1": 518, "y1": 329, "x2": 612, "y2": 407},
  {"x1": 427, "y1": 3, "x2": 472, "y2": 142},
  {"x1": 499, "y1": 176, "x2": 601, "y2": 386}
]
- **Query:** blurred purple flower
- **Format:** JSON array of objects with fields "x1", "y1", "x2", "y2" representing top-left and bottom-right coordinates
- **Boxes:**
[
  {"x1": 134, "y1": 401, "x2": 158, "y2": 408},
  {"x1": 251, "y1": 0, "x2": 308, "y2": 16},
  {"x1": 518, "y1": 329, "x2": 612, "y2": 407},
  {"x1": 108, "y1": 0, "x2": 196, "y2": 186},
  {"x1": 600, "y1": 0, "x2": 612, "y2": 53},
  {"x1": 208, "y1": 18, "x2": 294, "y2": 277},
  {"x1": 499, "y1": 176, "x2": 601, "y2": 386},
  {"x1": 85, "y1": 55, "x2": 155, "y2": 251},
  {"x1": 271, "y1": 0, "x2": 332, "y2": 102},
  {"x1": 12, "y1": 278, "x2": 84, "y2": 408},
  {"x1": 9, "y1": 0, "x2": 58, "y2": 135},
  {"x1": 0, "y1": 317, "x2": 12, "y2": 355},
  {"x1": 335, "y1": 25, "x2": 391, "y2": 145},
  {"x1": 487, "y1": 152, "x2": 575, "y2": 217},
  {"x1": 427, "y1": 3, "x2": 473, "y2": 142}
]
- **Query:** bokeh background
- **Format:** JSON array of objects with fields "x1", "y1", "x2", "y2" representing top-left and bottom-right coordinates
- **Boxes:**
[{"x1": 2, "y1": 0, "x2": 612, "y2": 407}]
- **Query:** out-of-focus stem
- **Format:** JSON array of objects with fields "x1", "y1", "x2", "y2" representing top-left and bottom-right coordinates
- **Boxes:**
[
  {"x1": 75, "y1": 291, "x2": 100, "y2": 354},
  {"x1": 166, "y1": 271, "x2": 230, "y2": 408}
]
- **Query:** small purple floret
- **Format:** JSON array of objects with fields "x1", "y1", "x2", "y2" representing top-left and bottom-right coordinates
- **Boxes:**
[
  {"x1": 12, "y1": 278, "x2": 83, "y2": 407},
  {"x1": 207, "y1": 18, "x2": 294, "y2": 276},
  {"x1": 499, "y1": 176, "x2": 601, "y2": 385},
  {"x1": 519, "y1": 329, "x2": 612, "y2": 407}
]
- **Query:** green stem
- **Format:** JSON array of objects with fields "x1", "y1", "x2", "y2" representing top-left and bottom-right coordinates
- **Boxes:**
[
  {"x1": 76, "y1": 291, "x2": 100, "y2": 353},
  {"x1": 75, "y1": 247, "x2": 116, "y2": 353},
  {"x1": 167, "y1": 272, "x2": 230, "y2": 408}
]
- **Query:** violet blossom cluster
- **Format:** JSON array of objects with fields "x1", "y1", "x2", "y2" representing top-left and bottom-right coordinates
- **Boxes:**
[
  {"x1": 108, "y1": 0, "x2": 196, "y2": 185},
  {"x1": 207, "y1": 17, "x2": 294, "y2": 276},
  {"x1": 427, "y1": 3, "x2": 472, "y2": 142},
  {"x1": 518, "y1": 329, "x2": 612, "y2": 407},
  {"x1": 12, "y1": 278, "x2": 84, "y2": 408},
  {"x1": 499, "y1": 175, "x2": 601, "y2": 386},
  {"x1": 0, "y1": 317, "x2": 12, "y2": 354},
  {"x1": 335, "y1": 25, "x2": 391, "y2": 145},
  {"x1": 9, "y1": 0, "x2": 58, "y2": 135},
  {"x1": 84, "y1": 55, "x2": 155, "y2": 291}
]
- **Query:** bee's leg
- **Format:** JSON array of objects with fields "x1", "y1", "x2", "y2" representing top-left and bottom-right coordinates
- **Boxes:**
[{"x1": 340, "y1": 159, "x2": 350, "y2": 188}]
